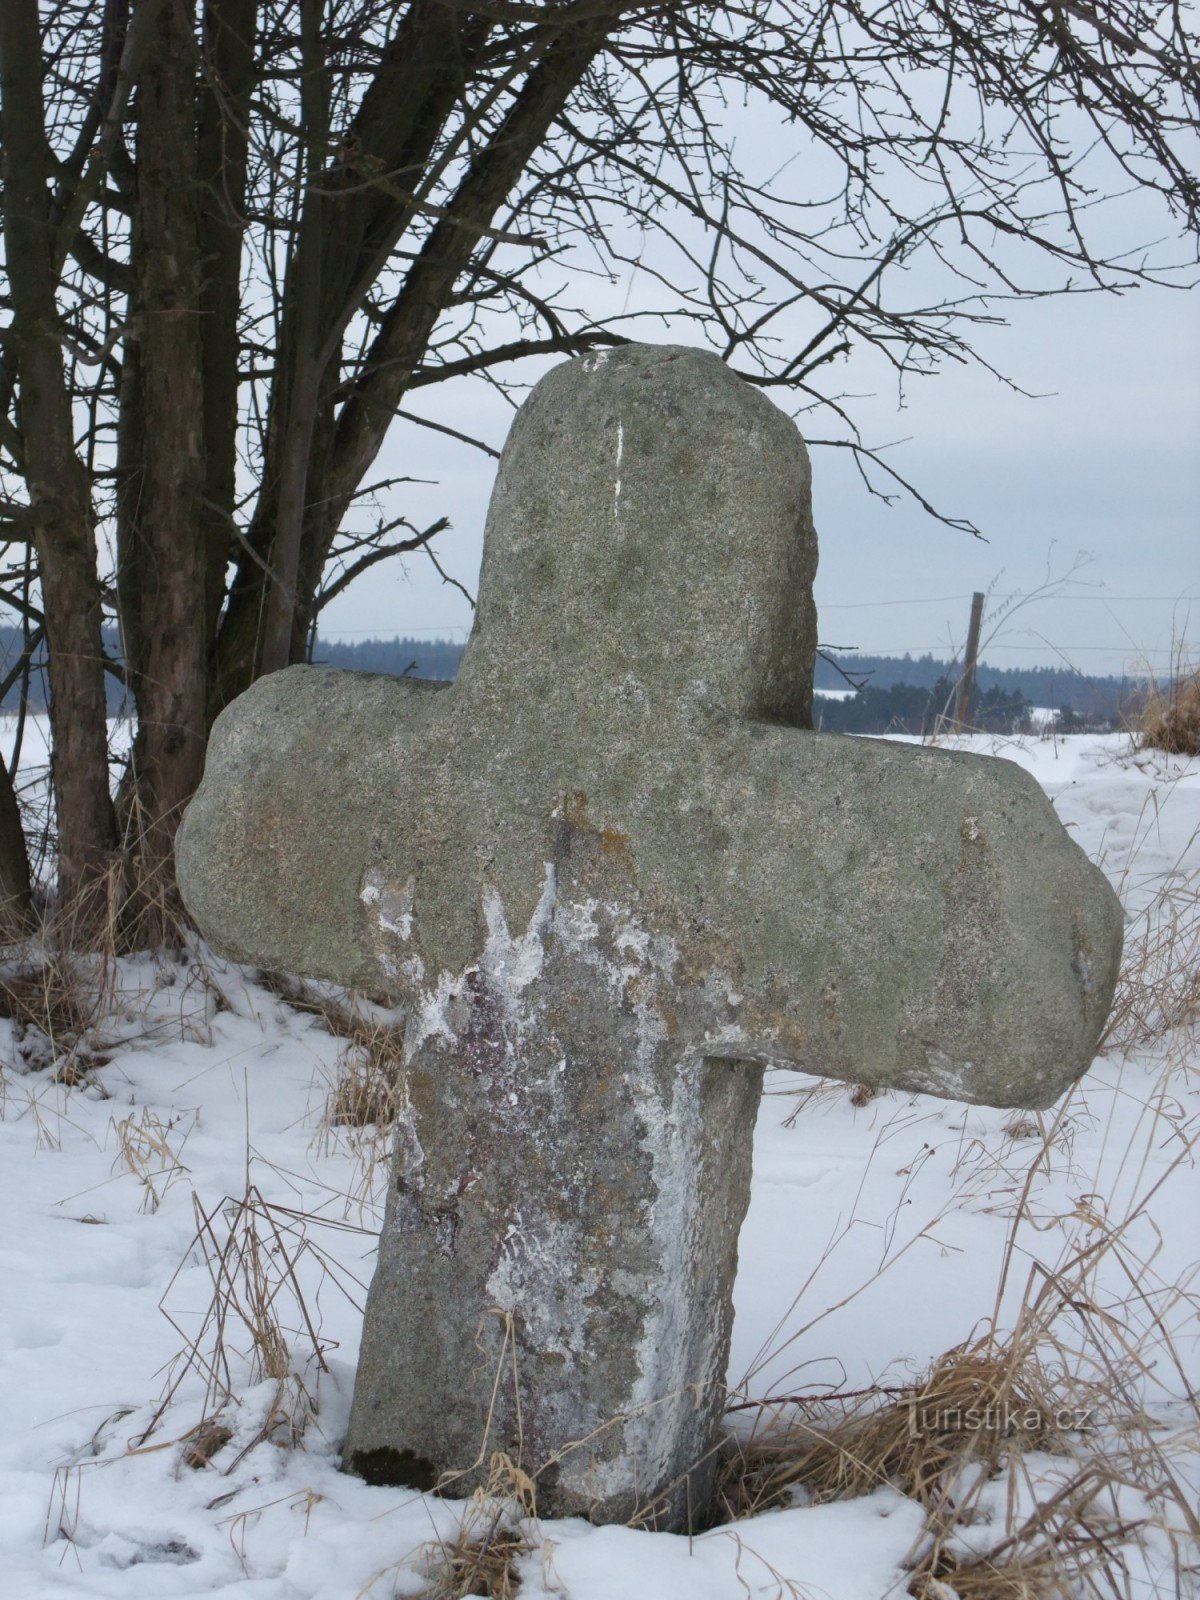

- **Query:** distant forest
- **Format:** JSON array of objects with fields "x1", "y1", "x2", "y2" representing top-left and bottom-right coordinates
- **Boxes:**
[
  {"x1": 312, "y1": 639, "x2": 1145, "y2": 732},
  {"x1": 0, "y1": 627, "x2": 1149, "y2": 730},
  {"x1": 317, "y1": 639, "x2": 1151, "y2": 718},
  {"x1": 814, "y1": 651, "x2": 1138, "y2": 718},
  {"x1": 310, "y1": 634, "x2": 465, "y2": 682},
  {"x1": 0, "y1": 626, "x2": 471, "y2": 713}
]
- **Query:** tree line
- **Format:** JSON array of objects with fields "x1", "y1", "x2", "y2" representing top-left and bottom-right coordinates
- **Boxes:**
[
  {"x1": 815, "y1": 681, "x2": 1031, "y2": 737},
  {"x1": 0, "y1": 623, "x2": 1141, "y2": 741},
  {"x1": 814, "y1": 653, "x2": 1145, "y2": 721}
]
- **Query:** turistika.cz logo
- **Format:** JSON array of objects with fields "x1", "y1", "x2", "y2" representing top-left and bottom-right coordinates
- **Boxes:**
[{"x1": 906, "y1": 1401, "x2": 1096, "y2": 1438}]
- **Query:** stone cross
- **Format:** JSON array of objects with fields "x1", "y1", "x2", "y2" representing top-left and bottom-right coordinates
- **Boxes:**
[{"x1": 177, "y1": 345, "x2": 1122, "y2": 1531}]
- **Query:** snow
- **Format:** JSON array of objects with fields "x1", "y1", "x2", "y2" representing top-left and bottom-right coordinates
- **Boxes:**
[{"x1": 1, "y1": 731, "x2": 1197, "y2": 1598}]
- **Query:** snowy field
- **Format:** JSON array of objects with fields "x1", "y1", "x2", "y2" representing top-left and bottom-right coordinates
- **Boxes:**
[{"x1": 0, "y1": 731, "x2": 1196, "y2": 1599}]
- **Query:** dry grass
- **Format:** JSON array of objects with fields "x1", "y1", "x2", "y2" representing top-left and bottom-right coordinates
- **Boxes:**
[
  {"x1": 0, "y1": 854, "x2": 195, "y2": 1086},
  {"x1": 716, "y1": 1335, "x2": 1068, "y2": 1521},
  {"x1": 354, "y1": 1451, "x2": 538, "y2": 1600},
  {"x1": 0, "y1": 875, "x2": 225, "y2": 1116},
  {"x1": 0, "y1": 952, "x2": 114, "y2": 1082},
  {"x1": 143, "y1": 1186, "x2": 355, "y2": 1461},
  {"x1": 263, "y1": 975, "x2": 408, "y2": 1219},
  {"x1": 716, "y1": 1308, "x2": 1182, "y2": 1595},
  {"x1": 1135, "y1": 667, "x2": 1200, "y2": 758},
  {"x1": 419, "y1": 1524, "x2": 529, "y2": 1600},
  {"x1": 263, "y1": 972, "x2": 406, "y2": 1133},
  {"x1": 414, "y1": 1454, "x2": 537, "y2": 1600},
  {"x1": 1101, "y1": 861, "x2": 1200, "y2": 1053},
  {"x1": 720, "y1": 879, "x2": 1200, "y2": 1595},
  {"x1": 180, "y1": 1418, "x2": 235, "y2": 1471},
  {"x1": 111, "y1": 1106, "x2": 192, "y2": 1213},
  {"x1": 325, "y1": 1018, "x2": 405, "y2": 1131},
  {"x1": 906, "y1": 1459, "x2": 1149, "y2": 1600},
  {"x1": 717, "y1": 1144, "x2": 1199, "y2": 1595}
]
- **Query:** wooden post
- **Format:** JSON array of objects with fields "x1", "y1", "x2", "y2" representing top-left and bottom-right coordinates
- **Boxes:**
[{"x1": 955, "y1": 591, "x2": 985, "y2": 730}]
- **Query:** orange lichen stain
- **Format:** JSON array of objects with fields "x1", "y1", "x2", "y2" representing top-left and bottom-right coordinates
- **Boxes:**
[
  {"x1": 820, "y1": 980, "x2": 842, "y2": 1045},
  {"x1": 599, "y1": 823, "x2": 633, "y2": 859},
  {"x1": 557, "y1": 789, "x2": 641, "y2": 894},
  {"x1": 562, "y1": 790, "x2": 590, "y2": 827},
  {"x1": 746, "y1": 1003, "x2": 809, "y2": 1060},
  {"x1": 675, "y1": 930, "x2": 739, "y2": 989}
]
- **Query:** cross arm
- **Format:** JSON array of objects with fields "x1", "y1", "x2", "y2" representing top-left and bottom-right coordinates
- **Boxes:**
[
  {"x1": 177, "y1": 665, "x2": 445, "y2": 991},
  {"x1": 655, "y1": 724, "x2": 1124, "y2": 1111}
]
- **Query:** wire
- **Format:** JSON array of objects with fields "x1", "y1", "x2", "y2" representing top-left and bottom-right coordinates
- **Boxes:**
[
  {"x1": 818, "y1": 593, "x2": 1200, "y2": 609},
  {"x1": 849, "y1": 642, "x2": 1183, "y2": 656},
  {"x1": 316, "y1": 624, "x2": 472, "y2": 636}
]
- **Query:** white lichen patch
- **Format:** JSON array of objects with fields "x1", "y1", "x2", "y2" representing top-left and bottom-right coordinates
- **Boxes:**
[
  {"x1": 613, "y1": 419, "x2": 624, "y2": 522},
  {"x1": 390, "y1": 1088, "x2": 425, "y2": 1189},
  {"x1": 701, "y1": 1020, "x2": 753, "y2": 1056},
  {"x1": 403, "y1": 969, "x2": 461, "y2": 1061},
  {"x1": 399, "y1": 865, "x2": 560, "y2": 1065},
  {"x1": 486, "y1": 1212, "x2": 600, "y2": 1360},
  {"x1": 480, "y1": 863, "x2": 557, "y2": 1003},
  {"x1": 613, "y1": 921, "x2": 649, "y2": 969},
  {"x1": 360, "y1": 871, "x2": 416, "y2": 940},
  {"x1": 913, "y1": 1045, "x2": 976, "y2": 1099},
  {"x1": 360, "y1": 870, "x2": 421, "y2": 984},
  {"x1": 553, "y1": 897, "x2": 599, "y2": 948}
]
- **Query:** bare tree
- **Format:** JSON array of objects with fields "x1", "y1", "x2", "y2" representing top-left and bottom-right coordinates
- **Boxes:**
[
  {"x1": 0, "y1": 0, "x2": 1196, "y2": 938},
  {"x1": 0, "y1": 0, "x2": 116, "y2": 926}
]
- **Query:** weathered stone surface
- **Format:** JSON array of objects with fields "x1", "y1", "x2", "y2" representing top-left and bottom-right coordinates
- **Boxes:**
[
  {"x1": 177, "y1": 343, "x2": 1123, "y2": 1528},
  {"x1": 346, "y1": 811, "x2": 765, "y2": 1526}
]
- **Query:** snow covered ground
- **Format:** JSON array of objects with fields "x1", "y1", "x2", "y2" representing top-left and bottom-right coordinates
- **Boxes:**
[{"x1": 0, "y1": 731, "x2": 1196, "y2": 1599}]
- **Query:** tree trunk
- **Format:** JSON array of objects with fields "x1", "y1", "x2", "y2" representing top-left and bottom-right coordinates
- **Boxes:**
[
  {"x1": 0, "y1": 757, "x2": 33, "y2": 935},
  {"x1": 119, "y1": 0, "x2": 208, "y2": 939},
  {"x1": 257, "y1": 0, "x2": 327, "y2": 676},
  {"x1": 212, "y1": 7, "x2": 609, "y2": 709},
  {"x1": 197, "y1": 0, "x2": 258, "y2": 646},
  {"x1": 0, "y1": 0, "x2": 117, "y2": 931}
]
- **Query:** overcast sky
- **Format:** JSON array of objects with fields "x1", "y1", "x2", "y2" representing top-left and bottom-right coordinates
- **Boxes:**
[{"x1": 319, "y1": 136, "x2": 1199, "y2": 683}]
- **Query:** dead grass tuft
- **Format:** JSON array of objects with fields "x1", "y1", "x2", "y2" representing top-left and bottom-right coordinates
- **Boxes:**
[
  {"x1": 913, "y1": 1554, "x2": 1064, "y2": 1599},
  {"x1": 907, "y1": 1461, "x2": 1145, "y2": 1600},
  {"x1": 0, "y1": 954, "x2": 113, "y2": 1081},
  {"x1": 910, "y1": 1540, "x2": 1097, "y2": 1600},
  {"x1": 723, "y1": 1010, "x2": 1200, "y2": 1594},
  {"x1": 0, "y1": 858, "x2": 179, "y2": 1085},
  {"x1": 274, "y1": 978, "x2": 409, "y2": 1219},
  {"x1": 112, "y1": 1107, "x2": 192, "y2": 1212},
  {"x1": 415, "y1": 1454, "x2": 537, "y2": 1600},
  {"x1": 419, "y1": 1526, "x2": 528, "y2": 1600},
  {"x1": 716, "y1": 1336, "x2": 1064, "y2": 1521},
  {"x1": 327, "y1": 1019, "x2": 404, "y2": 1130},
  {"x1": 1101, "y1": 862, "x2": 1200, "y2": 1052},
  {"x1": 1134, "y1": 667, "x2": 1200, "y2": 757},
  {"x1": 263, "y1": 972, "x2": 405, "y2": 1133},
  {"x1": 142, "y1": 1186, "x2": 367, "y2": 1462}
]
